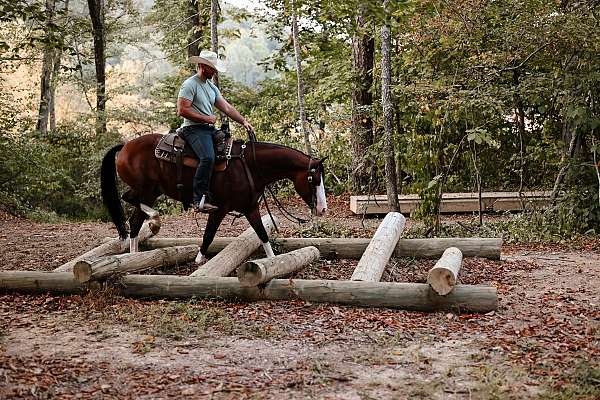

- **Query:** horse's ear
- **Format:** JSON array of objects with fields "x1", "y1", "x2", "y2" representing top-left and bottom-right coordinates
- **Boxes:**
[{"x1": 318, "y1": 156, "x2": 328, "y2": 164}]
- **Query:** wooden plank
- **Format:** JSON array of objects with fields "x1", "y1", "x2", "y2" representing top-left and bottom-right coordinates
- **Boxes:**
[
  {"x1": 144, "y1": 237, "x2": 502, "y2": 260},
  {"x1": 350, "y1": 191, "x2": 553, "y2": 214}
]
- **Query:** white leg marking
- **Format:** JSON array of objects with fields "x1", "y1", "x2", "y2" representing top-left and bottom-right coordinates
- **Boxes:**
[
  {"x1": 130, "y1": 236, "x2": 139, "y2": 253},
  {"x1": 139, "y1": 203, "x2": 159, "y2": 219},
  {"x1": 195, "y1": 250, "x2": 208, "y2": 265},
  {"x1": 140, "y1": 203, "x2": 161, "y2": 233},
  {"x1": 316, "y1": 173, "x2": 328, "y2": 215},
  {"x1": 263, "y1": 242, "x2": 275, "y2": 258}
]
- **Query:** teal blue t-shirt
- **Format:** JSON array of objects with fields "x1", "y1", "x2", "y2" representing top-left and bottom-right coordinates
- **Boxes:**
[{"x1": 178, "y1": 75, "x2": 221, "y2": 127}]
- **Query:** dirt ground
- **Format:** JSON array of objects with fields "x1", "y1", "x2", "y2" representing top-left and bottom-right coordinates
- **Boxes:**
[{"x1": 1, "y1": 195, "x2": 599, "y2": 399}]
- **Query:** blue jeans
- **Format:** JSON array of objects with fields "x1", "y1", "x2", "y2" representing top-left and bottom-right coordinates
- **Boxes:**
[{"x1": 180, "y1": 124, "x2": 216, "y2": 203}]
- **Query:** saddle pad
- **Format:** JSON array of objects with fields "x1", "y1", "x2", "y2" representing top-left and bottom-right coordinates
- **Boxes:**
[{"x1": 156, "y1": 133, "x2": 230, "y2": 172}]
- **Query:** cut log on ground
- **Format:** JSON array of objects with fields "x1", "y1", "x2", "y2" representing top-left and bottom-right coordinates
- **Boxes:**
[
  {"x1": 351, "y1": 212, "x2": 406, "y2": 282},
  {"x1": 0, "y1": 272, "x2": 498, "y2": 313},
  {"x1": 427, "y1": 247, "x2": 463, "y2": 295},
  {"x1": 144, "y1": 237, "x2": 502, "y2": 260},
  {"x1": 54, "y1": 219, "x2": 161, "y2": 272},
  {"x1": 0, "y1": 271, "x2": 84, "y2": 293},
  {"x1": 73, "y1": 245, "x2": 198, "y2": 283},
  {"x1": 237, "y1": 246, "x2": 319, "y2": 287},
  {"x1": 121, "y1": 276, "x2": 498, "y2": 313},
  {"x1": 190, "y1": 215, "x2": 278, "y2": 277}
]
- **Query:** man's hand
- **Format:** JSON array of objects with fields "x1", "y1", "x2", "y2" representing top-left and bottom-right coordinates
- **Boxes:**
[
  {"x1": 177, "y1": 97, "x2": 217, "y2": 125},
  {"x1": 242, "y1": 119, "x2": 255, "y2": 133}
]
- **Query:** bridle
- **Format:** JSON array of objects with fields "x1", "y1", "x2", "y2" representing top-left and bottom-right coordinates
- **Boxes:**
[{"x1": 244, "y1": 132, "x2": 321, "y2": 226}]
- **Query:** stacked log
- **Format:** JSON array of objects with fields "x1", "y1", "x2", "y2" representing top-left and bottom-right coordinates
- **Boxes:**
[
  {"x1": 237, "y1": 246, "x2": 319, "y2": 287},
  {"x1": 427, "y1": 247, "x2": 463, "y2": 295},
  {"x1": 190, "y1": 215, "x2": 278, "y2": 277},
  {"x1": 351, "y1": 212, "x2": 406, "y2": 281},
  {"x1": 53, "y1": 219, "x2": 161, "y2": 272},
  {"x1": 73, "y1": 245, "x2": 198, "y2": 283},
  {"x1": 143, "y1": 237, "x2": 502, "y2": 260}
]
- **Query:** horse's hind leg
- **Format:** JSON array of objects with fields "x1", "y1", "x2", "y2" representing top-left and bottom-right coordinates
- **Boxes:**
[
  {"x1": 196, "y1": 210, "x2": 227, "y2": 264},
  {"x1": 246, "y1": 207, "x2": 275, "y2": 258}
]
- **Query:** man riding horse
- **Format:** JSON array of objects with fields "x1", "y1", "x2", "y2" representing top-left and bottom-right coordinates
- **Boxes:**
[{"x1": 177, "y1": 49, "x2": 254, "y2": 213}]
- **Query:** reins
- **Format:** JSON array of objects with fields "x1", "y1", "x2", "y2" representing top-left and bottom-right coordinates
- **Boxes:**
[{"x1": 245, "y1": 131, "x2": 312, "y2": 227}]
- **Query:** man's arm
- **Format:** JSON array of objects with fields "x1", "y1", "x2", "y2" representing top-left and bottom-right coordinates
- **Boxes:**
[
  {"x1": 215, "y1": 96, "x2": 254, "y2": 132},
  {"x1": 177, "y1": 97, "x2": 217, "y2": 125}
]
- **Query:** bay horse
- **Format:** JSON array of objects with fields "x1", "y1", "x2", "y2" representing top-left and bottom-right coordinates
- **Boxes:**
[{"x1": 100, "y1": 134, "x2": 327, "y2": 263}]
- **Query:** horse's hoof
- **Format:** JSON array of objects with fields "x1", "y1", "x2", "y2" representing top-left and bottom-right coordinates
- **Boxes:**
[{"x1": 195, "y1": 253, "x2": 208, "y2": 265}]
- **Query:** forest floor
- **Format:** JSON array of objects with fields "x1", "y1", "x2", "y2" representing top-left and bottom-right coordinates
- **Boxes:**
[{"x1": 1, "y1": 195, "x2": 599, "y2": 399}]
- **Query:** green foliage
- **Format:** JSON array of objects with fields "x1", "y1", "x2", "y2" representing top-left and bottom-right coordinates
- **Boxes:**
[{"x1": 0, "y1": 120, "x2": 119, "y2": 220}]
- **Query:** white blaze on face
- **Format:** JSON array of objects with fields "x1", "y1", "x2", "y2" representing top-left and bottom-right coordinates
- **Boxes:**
[{"x1": 315, "y1": 173, "x2": 328, "y2": 216}]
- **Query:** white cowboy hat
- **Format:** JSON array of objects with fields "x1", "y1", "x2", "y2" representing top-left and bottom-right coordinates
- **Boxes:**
[{"x1": 188, "y1": 50, "x2": 227, "y2": 73}]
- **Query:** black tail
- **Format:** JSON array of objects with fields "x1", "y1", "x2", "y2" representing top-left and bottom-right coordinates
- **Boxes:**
[{"x1": 100, "y1": 144, "x2": 128, "y2": 239}]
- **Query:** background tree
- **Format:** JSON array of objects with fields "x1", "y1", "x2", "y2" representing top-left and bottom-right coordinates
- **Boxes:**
[
  {"x1": 87, "y1": 0, "x2": 107, "y2": 136},
  {"x1": 350, "y1": 4, "x2": 375, "y2": 193},
  {"x1": 380, "y1": 0, "x2": 398, "y2": 211}
]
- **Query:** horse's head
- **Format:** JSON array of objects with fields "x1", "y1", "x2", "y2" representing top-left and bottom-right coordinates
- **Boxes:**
[{"x1": 293, "y1": 157, "x2": 328, "y2": 216}]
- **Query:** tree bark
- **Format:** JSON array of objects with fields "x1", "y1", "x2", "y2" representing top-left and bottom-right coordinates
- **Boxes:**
[
  {"x1": 73, "y1": 245, "x2": 198, "y2": 283},
  {"x1": 190, "y1": 215, "x2": 278, "y2": 277},
  {"x1": 351, "y1": 8, "x2": 375, "y2": 193},
  {"x1": 237, "y1": 246, "x2": 319, "y2": 287},
  {"x1": 351, "y1": 212, "x2": 406, "y2": 281},
  {"x1": 87, "y1": 0, "x2": 106, "y2": 136},
  {"x1": 145, "y1": 237, "x2": 503, "y2": 260},
  {"x1": 291, "y1": 0, "x2": 312, "y2": 155},
  {"x1": 427, "y1": 247, "x2": 463, "y2": 295},
  {"x1": 381, "y1": 0, "x2": 399, "y2": 211}
]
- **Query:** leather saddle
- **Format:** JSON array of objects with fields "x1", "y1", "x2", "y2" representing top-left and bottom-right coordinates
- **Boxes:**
[{"x1": 154, "y1": 125, "x2": 233, "y2": 172}]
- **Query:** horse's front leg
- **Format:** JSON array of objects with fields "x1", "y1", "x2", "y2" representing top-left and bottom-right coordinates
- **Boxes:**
[
  {"x1": 196, "y1": 210, "x2": 227, "y2": 264},
  {"x1": 246, "y1": 207, "x2": 275, "y2": 258}
]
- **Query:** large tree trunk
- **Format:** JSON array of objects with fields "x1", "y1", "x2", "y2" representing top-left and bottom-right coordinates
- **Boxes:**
[
  {"x1": 291, "y1": 0, "x2": 312, "y2": 155},
  {"x1": 381, "y1": 0, "x2": 399, "y2": 211},
  {"x1": 87, "y1": 0, "x2": 106, "y2": 136},
  {"x1": 36, "y1": 0, "x2": 57, "y2": 133},
  {"x1": 351, "y1": 9, "x2": 375, "y2": 193},
  {"x1": 49, "y1": 0, "x2": 69, "y2": 131}
]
